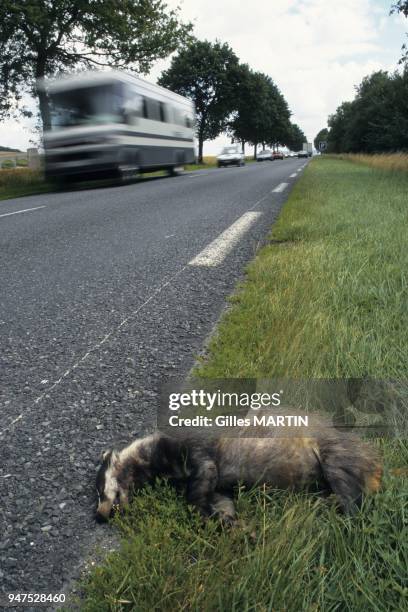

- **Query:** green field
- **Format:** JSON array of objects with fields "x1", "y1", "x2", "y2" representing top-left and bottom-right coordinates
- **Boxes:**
[{"x1": 78, "y1": 157, "x2": 408, "y2": 611}]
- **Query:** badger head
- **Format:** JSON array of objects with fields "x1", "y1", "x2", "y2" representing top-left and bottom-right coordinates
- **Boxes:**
[
  {"x1": 95, "y1": 450, "x2": 122, "y2": 522},
  {"x1": 95, "y1": 442, "x2": 152, "y2": 522}
]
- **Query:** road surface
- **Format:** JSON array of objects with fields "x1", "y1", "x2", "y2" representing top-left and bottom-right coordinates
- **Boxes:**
[{"x1": 0, "y1": 158, "x2": 308, "y2": 601}]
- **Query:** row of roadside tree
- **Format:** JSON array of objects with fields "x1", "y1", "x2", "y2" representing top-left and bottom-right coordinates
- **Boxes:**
[
  {"x1": 159, "y1": 40, "x2": 306, "y2": 162},
  {"x1": 315, "y1": 68, "x2": 408, "y2": 154},
  {"x1": 0, "y1": 1, "x2": 305, "y2": 163}
]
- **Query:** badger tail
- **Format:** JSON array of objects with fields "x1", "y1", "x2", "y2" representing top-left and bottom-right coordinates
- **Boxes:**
[{"x1": 317, "y1": 435, "x2": 382, "y2": 514}]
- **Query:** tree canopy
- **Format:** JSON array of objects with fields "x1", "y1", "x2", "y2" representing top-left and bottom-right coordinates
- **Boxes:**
[
  {"x1": 229, "y1": 67, "x2": 292, "y2": 155},
  {"x1": 286, "y1": 123, "x2": 307, "y2": 152},
  {"x1": 392, "y1": 0, "x2": 408, "y2": 14},
  {"x1": 159, "y1": 44, "x2": 300, "y2": 160},
  {"x1": 327, "y1": 69, "x2": 408, "y2": 153},
  {"x1": 158, "y1": 39, "x2": 240, "y2": 162},
  {"x1": 0, "y1": 0, "x2": 192, "y2": 129}
]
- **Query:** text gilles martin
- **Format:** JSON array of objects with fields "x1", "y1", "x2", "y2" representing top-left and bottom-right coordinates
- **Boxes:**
[{"x1": 166, "y1": 390, "x2": 308, "y2": 428}]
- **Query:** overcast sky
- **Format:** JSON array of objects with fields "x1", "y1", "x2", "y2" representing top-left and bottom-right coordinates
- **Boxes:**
[{"x1": 0, "y1": 0, "x2": 406, "y2": 154}]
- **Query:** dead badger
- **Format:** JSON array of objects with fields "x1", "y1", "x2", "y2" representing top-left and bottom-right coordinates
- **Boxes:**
[{"x1": 95, "y1": 429, "x2": 382, "y2": 523}]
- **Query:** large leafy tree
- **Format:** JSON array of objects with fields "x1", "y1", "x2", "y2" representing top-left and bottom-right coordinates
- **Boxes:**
[
  {"x1": 345, "y1": 72, "x2": 395, "y2": 151},
  {"x1": 327, "y1": 69, "x2": 408, "y2": 153},
  {"x1": 159, "y1": 39, "x2": 240, "y2": 162},
  {"x1": 286, "y1": 123, "x2": 306, "y2": 151},
  {"x1": 265, "y1": 82, "x2": 292, "y2": 149},
  {"x1": 230, "y1": 68, "x2": 271, "y2": 155},
  {"x1": 230, "y1": 68, "x2": 292, "y2": 157},
  {"x1": 327, "y1": 101, "x2": 354, "y2": 153},
  {"x1": 0, "y1": 0, "x2": 192, "y2": 130},
  {"x1": 393, "y1": 0, "x2": 408, "y2": 13}
]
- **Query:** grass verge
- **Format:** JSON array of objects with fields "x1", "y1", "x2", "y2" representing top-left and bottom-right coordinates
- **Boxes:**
[
  {"x1": 326, "y1": 152, "x2": 408, "y2": 173},
  {"x1": 78, "y1": 157, "x2": 408, "y2": 611},
  {"x1": 198, "y1": 157, "x2": 408, "y2": 378}
]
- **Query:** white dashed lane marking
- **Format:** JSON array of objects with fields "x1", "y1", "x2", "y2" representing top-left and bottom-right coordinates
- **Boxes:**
[
  {"x1": 0, "y1": 205, "x2": 46, "y2": 219},
  {"x1": 272, "y1": 182, "x2": 288, "y2": 193},
  {"x1": 189, "y1": 211, "x2": 263, "y2": 267}
]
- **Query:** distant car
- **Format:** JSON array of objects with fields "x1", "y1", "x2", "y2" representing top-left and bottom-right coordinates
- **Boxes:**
[
  {"x1": 257, "y1": 149, "x2": 273, "y2": 161},
  {"x1": 272, "y1": 151, "x2": 284, "y2": 160},
  {"x1": 297, "y1": 151, "x2": 309, "y2": 158},
  {"x1": 217, "y1": 146, "x2": 245, "y2": 168}
]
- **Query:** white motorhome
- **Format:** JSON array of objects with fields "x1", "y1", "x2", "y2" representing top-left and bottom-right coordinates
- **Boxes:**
[{"x1": 41, "y1": 71, "x2": 195, "y2": 182}]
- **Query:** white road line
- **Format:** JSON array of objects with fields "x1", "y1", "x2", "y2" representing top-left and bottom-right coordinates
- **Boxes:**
[
  {"x1": 272, "y1": 182, "x2": 288, "y2": 193},
  {"x1": 189, "y1": 211, "x2": 262, "y2": 267},
  {"x1": 0, "y1": 261, "x2": 191, "y2": 438},
  {"x1": 289, "y1": 173, "x2": 297, "y2": 178},
  {"x1": 0, "y1": 205, "x2": 45, "y2": 219},
  {"x1": 0, "y1": 186, "x2": 273, "y2": 434}
]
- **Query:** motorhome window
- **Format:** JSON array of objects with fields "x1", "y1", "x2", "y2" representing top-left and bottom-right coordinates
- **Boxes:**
[
  {"x1": 173, "y1": 107, "x2": 184, "y2": 126},
  {"x1": 145, "y1": 98, "x2": 162, "y2": 121},
  {"x1": 123, "y1": 87, "x2": 144, "y2": 121},
  {"x1": 142, "y1": 98, "x2": 148, "y2": 119},
  {"x1": 159, "y1": 102, "x2": 167, "y2": 122},
  {"x1": 185, "y1": 114, "x2": 194, "y2": 128},
  {"x1": 49, "y1": 83, "x2": 124, "y2": 128},
  {"x1": 165, "y1": 105, "x2": 173, "y2": 123}
]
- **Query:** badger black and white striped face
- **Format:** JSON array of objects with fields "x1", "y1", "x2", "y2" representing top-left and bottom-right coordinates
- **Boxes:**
[
  {"x1": 95, "y1": 450, "x2": 121, "y2": 522},
  {"x1": 95, "y1": 437, "x2": 158, "y2": 522}
]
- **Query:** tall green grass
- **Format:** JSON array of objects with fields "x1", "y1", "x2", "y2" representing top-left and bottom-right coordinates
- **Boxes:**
[
  {"x1": 327, "y1": 153, "x2": 408, "y2": 173},
  {"x1": 80, "y1": 470, "x2": 407, "y2": 612},
  {"x1": 198, "y1": 158, "x2": 408, "y2": 378},
  {"x1": 0, "y1": 168, "x2": 50, "y2": 200},
  {"x1": 79, "y1": 158, "x2": 408, "y2": 611}
]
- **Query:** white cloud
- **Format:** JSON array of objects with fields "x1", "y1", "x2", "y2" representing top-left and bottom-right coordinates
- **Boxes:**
[{"x1": 0, "y1": 0, "x2": 406, "y2": 153}]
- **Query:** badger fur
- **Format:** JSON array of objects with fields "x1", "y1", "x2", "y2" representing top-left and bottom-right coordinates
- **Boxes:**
[{"x1": 95, "y1": 428, "x2": 382, "y2": 523}]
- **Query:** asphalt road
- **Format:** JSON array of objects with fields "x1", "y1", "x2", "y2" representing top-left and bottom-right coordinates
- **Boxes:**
[{"x1": 0, "y1": 157, "x2": 308, "y2": 603}]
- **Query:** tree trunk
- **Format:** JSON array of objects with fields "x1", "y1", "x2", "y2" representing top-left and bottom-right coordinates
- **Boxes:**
[
  {"x1": 198, "y1": 137, "x2": 204, "y2": 164},
  {"x1": 37, "y1": 87, "x2": 51, "y2": 132},
  {"x1": 253, "y1": 143, "x2": 257, "y2": 160},
  {"x1": 35, "y1": 57, "x2": 51, "y2": 132},
  {"x1": 241, "y1": 141, "x2": 245, "y2": 154}
]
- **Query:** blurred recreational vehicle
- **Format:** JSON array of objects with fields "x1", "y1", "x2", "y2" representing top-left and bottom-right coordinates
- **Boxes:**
[{"x1": 40, "y1": 71, "x2": 195, "y2": 183}]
